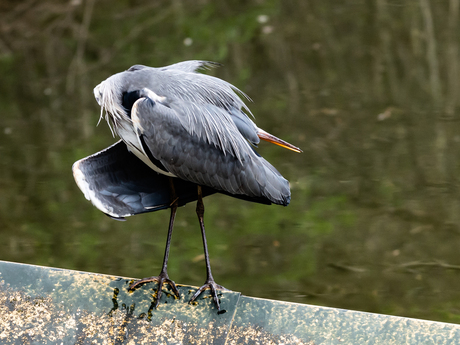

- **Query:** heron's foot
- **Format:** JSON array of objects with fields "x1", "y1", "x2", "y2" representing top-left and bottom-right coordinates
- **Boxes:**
[
  {"x1": 189, "y1": 279, "x2": 229, "y2": 312},
  {"x1": 129, "y1": 271, "x2": 180, "y2": 308}
]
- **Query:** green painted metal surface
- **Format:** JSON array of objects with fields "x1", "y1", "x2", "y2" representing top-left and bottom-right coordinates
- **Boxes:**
[{"x1": 1, "y1": 260, "x2": 459, "y2": 344}]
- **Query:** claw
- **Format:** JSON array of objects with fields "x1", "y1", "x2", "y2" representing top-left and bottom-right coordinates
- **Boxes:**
[
  {"x1": 129, "y1": 271, "x2": 180, "y2": 308},
  {"x1": 189, "y1": 279, "x2": 228, "y2": 311}
]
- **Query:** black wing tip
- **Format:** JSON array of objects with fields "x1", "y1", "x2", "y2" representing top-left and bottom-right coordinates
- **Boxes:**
[
  {"x1": 106, "y1": 213, "x2": 126, "y2": 221},
  {"x1": 283, "y1": 195, "x2": 291, "y2": 206},
  {"x1": 272, "y1": 194, "x2": 290, "y2": 206}
]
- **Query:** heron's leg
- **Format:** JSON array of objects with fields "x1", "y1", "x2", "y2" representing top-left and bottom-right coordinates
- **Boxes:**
[
  {"x1": 128, "y1": 178, "x2": 180, "y2": 308},
  {"x1": 189, "y1": 185, "x2": 228, "y2": 312}
]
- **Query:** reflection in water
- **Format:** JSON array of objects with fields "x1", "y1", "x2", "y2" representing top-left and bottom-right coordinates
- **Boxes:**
[{"x1": 1, "y1": 0, "x2": 460, "y2": 323}]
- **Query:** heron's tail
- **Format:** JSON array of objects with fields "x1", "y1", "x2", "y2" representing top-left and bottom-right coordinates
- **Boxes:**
[{"x1": 252, "y1": 156, "x2": 291, "y2": 206}]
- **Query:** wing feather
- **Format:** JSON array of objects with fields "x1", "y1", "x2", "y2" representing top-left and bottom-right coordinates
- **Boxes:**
[
  {"x1": 131, "y1": 96, "x2": 290, "y2": 205},
  {"x1": 161, "y1": 60, "x2": 222, "y2": 73}
]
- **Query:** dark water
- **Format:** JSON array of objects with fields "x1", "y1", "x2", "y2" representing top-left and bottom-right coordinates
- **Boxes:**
[{"x1": 1, "y1": 0, "x2": 460, "y2": 323}]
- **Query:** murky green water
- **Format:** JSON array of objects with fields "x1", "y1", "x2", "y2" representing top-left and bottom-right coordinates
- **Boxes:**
[{"x1": 1, "y1": 0, "x2": 460, "y2": 323}]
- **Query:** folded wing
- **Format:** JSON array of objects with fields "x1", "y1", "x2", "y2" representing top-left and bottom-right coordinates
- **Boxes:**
[{"x1": 131, "y1": 95, "x2": 291, "y2": 206}]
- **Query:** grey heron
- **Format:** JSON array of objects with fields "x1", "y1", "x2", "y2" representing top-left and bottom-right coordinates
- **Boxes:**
[{"x1": 73, "y1": 60, "x2": 301, "y2": 312}]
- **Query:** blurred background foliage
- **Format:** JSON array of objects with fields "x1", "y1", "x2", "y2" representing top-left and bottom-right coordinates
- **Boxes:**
[{"x1": 1, "y1": 0, "x2": 460, "y2": 323}]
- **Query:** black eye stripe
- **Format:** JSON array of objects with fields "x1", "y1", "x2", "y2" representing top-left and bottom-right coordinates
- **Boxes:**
[{"x1": 122, "y1": 91, "x2": 143, "y2": 118}]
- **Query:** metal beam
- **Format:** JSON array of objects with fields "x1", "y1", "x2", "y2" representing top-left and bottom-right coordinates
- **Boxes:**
[{"x1": 0, "y1": 260, "x2": 458, "y2": 344}]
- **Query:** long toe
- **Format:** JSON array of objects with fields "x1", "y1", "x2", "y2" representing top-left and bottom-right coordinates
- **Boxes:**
[
  {"x1": 128, "y1": 275, "x2": 159, "y2": 291},
  {"x1": 189, "y1": 280, "x2": 229, "y2": 312},
  {"x1": 129, "y1": 273, "x2": 180, "y2": 308}
]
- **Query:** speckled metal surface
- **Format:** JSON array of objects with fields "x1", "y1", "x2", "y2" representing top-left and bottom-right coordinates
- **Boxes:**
[
  {"x1": 227, "y1": 296, "x2": 460, "y2": 344},
  {"x1": 0, "y1": 260, "x2": 239, "y2": 344},
  {"x1": 1, "y1": 260, "x2": 459, "y2": 344}
]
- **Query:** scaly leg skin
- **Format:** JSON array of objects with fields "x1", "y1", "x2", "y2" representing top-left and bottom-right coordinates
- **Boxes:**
[
  {"x1": 189, "y1": 185, "x2": 229, "y2": 312},
  {"x1": 128, "y1": 179, "x2": 180, "y2": 308}
]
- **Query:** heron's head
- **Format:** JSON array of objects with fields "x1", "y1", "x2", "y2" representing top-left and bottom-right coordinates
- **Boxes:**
[{"x1": 93, "y1": 78, "x2": 129, "y2": 136}]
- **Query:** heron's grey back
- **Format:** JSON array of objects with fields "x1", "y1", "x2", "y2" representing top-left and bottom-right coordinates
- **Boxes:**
[
  {"x1": 116, "y1": 61, "x2": 261, "y2": 146},
  {"x1": 134, "y1": 98, "x2": 291, "y2": 206}
]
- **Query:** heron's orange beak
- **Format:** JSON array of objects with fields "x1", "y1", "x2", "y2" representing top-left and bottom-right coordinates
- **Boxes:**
[{"x1": 257, "y1": 129, "x2": 302, "y2": 153}]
